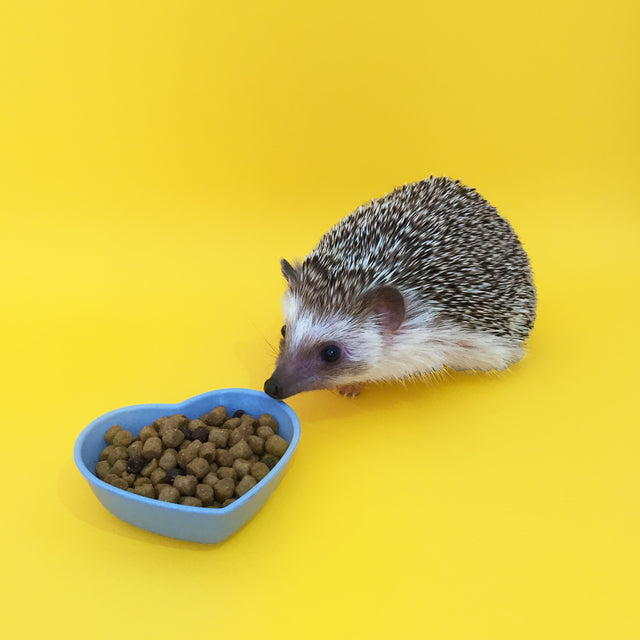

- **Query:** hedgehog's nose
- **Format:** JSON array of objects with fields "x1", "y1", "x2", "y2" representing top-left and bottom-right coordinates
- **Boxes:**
[{"x1": 264, "y1": 377, "x2": 284, "y2": 399}]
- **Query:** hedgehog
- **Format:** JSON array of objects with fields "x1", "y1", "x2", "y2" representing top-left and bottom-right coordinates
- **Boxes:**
[{"x1": 263, "y1": 176, "x2": 537, "y2": 399}]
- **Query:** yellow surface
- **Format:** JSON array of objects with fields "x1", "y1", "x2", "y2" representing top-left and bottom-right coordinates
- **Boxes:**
[{"x1": 1, "y1": 1, "x2": 639, "y2": 638}]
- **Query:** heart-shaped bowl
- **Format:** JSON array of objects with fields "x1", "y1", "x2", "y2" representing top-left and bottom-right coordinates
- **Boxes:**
[{"x1": 74, "y1": 388, "x2": 301, "y2": 543}]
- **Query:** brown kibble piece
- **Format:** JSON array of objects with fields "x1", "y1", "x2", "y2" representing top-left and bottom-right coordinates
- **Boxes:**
[
  {"x1": 158, "y1": 449, "x2": 177, "y2": 471},
  {"x1": 235, "y1": 475, "x2": 257, "y2": 497},
  {"x1": 157, "y1": 485, "x2": 180, "y2": 503},
  {"x1": 150, "y1": 467, "x2": 168, "y2": 485},
  {"x1": 227, "y1": 428, "x2": 244, "y2": 447},
  {"x1": 107, "y1": 446, "x2": 129, "y2": 466},
  {"x1": 258, "y1": 414, "x2": 278, "y2": 431},
  {"x1": 105, "y1": 474, "x2": 129, "y2": 491},
  {"x1": 246, "y1": 435, "x2": 264, "y2": 456},
  {"x1": 162, "y1": 428, "x2": 185, "y2": 448},
  {"x1": 141, "y1": 458, "x2": 158, "y2": 477},
  {"x1": 221, "y1": 417, "x2": 241, "y2": 430},
  {"x1": 104, "y1": 424, "x2": 123, "y2": 444},
  {"x1": 232, "y1": 458, "x2": 252, "y2": 478},
  {"x1": 142, "y1": 436, "x2": 163, "y2": 460},
  {"x1": 134, "y1": 476, "x2": 153, "y2": 487},
  {"x1": 261, "y1": 454, "x2": 279, "y2": 470},
  {"x1": 256, "y1": 426, "x2": 275, "y2": 440},
  {"x1": 201, "y1": 406, "x2": 228, "y2": 427},
  {"x1": 121, "y1": 472, "x2": 136, "y2": 487},
  {"x1": 110, "y1": 459, "x2": 128, "y2": 476},
  {"x1": 229, "y1": 439, "x2": 252, "y2": 460},
  {"x1": 186, "y1": 457, "x2": 210, "y2": 480},
  {"x1": 208, "y1": 427, "x2": 229, "y2": 448},
  {"x1": 213, "y1": 477, "x2": 235, "y2": 502},
  {"x1": 199, "y1": 442, "x2": 217, "y2": 463},
  {"x1": 95, "y1": 461, "x2": 111, "y2": 480},
  {"x1": 202, "y1": 471, "x2": 219, "y2": 488},
  {"x1": 180, "y1": 496, "x2": 203, "y2": 507},
  {"x1": 265, "y1": 435, "x2": 288, "y2": 457},
  {"x1": 154, "y1": 415, "x2": 188, "y2": 437},
  {"x1": 195, "y1": 483, "x2": 214, "y2": 506},
  {"x1": 217, "y1": 466, "x2": 237, "y2": 481},
  {"x1": 127, "y1": 440, "x2": 143, "y2": 458},
  {"x1": 99, "y1": 445, "x2": 114, "y2": 461},
  {"x1": 113, "y1": 429, "x2": 134, "y2": 447},
  {"x1": 221, "y1": 498, "x2": 235, "y2": 507},
  {"x1": 174, "y1": 474, "x2": 198, "y2": 496},
  {"x1": 216, "y1": 448, "x2": 233, "y2": 467},
  {"x1": 250, "y1": 461, "x2": 270, "y2": 482},
  {"x1": 177, "y1": 446, "x2": 198, "y2": 469},
  {"x1": 138, "y1": 425, "x2": 159, "y2": 442},
  {"x1": 134, "y1": 484, "x2": 156, "y2": 499}
]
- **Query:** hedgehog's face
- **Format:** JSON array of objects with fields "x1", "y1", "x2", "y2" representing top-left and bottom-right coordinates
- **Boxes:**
[
  {"x1": 263, "y1": 303, "x2": 373, "y2": 399},
  {"x1": 263, "y1": 260, "x2": 406, "y2": 399}
]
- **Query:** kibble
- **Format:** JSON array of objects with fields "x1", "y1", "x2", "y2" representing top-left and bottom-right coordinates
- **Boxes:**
[
  {"x1": 186, "y1": 457, "x2": 210, "y2": 480},
  {"x1": 107, "y1": 446, "x2": 129, "y2": 466},
  {"x1": 199, "y1": 442, "x2": 217, "y2": 463},
  {"x1": 256, "y1": 426, "x2": 275, "y2": 440},
  {"x1": 233, "y1": 458, "x2": 252, "y2": 478},
  {"x1": 138, "y1": 425, "x2": 158, "y2": 442},
  {"x1": 235, "y1": 475, "x2": 257, "y2": 497},
  {"x1": 162, "y1": 429, "x2": 184, "y2": 449},
  {"x1": 246, "y1": 435, "x2": 264, "y2": 456},
  {"x1": 105, "y1": 473, "x2": 128, "y2": 491},
  {"x1": 157, "y1": 485, "x2": 180, "y2": 503},
  {"x1": 112, "y1": 429, "x2": 134, "y2": 447},
  {"x1": 110, "y1": 459, "x2": 128, "y2": 476},
  {"x1": 174, "y1": 474, "x2": 198, "y2": 496},
  {"x1": 208, "y1": 428, "x2": 229, "y2": 448},
  {"x1": 134, "y1": 484, "x2": 155, "y2": 499},
  {"x1": 95, "y1": 460, "x2": 111, "y2": 480},
  {"x1": 141, "y1": 458, "x2": 158, "y2": 477},
  {"x1": 195, "y1": 483, "x2": 214, "y2": 506},
  {"x1": 265, "y1": 434, "x2": 289, "y2": 457},
  {"x1": 201, "y1": 406, "x2": 228, "y2": 427},
  {"x1": 258, "y1": 414, "x2": 278, "y2": 431},
  {"x1": 216, "y1": 448, "x2": 234, "y2": 467},
  {"x1": 127, "y1": 455, "x2": 146, "y2": 475},
  {"x1": 142, "y1": 436, "x2": 163, "y2": 460},
  {"x1": 190, "y1": 425, "x2": 209, "y2": 443},
  {"x1": 180, "y1": 496, "x2": 203, "y2": 507},
  {"x1": 250, "y1": 461, "x2": 270, "y2": 482},
  {"x1": 261, "y1": 454, "x2": 279, "y2": 470},
  {"x1": 213, "y1": 477, "x2": 235, "y2": 502},
  {"x1": 229, "y1": 439, "x2": 252, "y2": 460},
  {"x1": 150, "y1": 467, "x2": 168, "y2": 485},
  {"x1": 95, "y1": 408, "x2": 287, "y2": 509},
  {"x1": 104, "y1": 425, "x2": 123, "y2": 444},
  {"x1": 217, "y1": 466, "x2": 237, "y2": 481},
  {"x1": 158, "y1": 449, "x2": 178, "y2": 471},
  {"x1": 164, "y1": 467, "x2": 186, "y2": 485},
  {"x1": 127, "y1": 440, "x2": 143, "y2": 458}
]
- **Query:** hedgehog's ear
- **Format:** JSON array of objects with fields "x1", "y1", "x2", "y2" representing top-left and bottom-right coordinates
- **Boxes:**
[
  {"x1": 361, "y1": 285, "x2": 405, "y2": 333},
  {"x1": 280, "y1": 259, "x2": 299, "y2": 285}
]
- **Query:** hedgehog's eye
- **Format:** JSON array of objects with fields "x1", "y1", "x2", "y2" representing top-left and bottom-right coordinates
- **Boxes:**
[
  {"x1": 320, "y1": 345, "x2": 341, "y2": 363},
  {"x1": 280, "y1": 325, "x2": 286, "y2": 338}
]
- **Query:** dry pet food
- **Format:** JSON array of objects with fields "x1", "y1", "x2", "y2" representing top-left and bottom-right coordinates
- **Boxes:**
[{"x1": 95, "y1": 406, "x2": 287, "y2": 509}]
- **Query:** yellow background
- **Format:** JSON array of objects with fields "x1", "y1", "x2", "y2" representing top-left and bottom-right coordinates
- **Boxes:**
[{"x1": 1, "y1": 1, "x2": 639, "y2": 638}]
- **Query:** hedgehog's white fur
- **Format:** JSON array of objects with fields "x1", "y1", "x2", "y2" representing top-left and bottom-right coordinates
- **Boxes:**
[{"x1": 283, "y1": 289, "x2": 523, "y2": 387}]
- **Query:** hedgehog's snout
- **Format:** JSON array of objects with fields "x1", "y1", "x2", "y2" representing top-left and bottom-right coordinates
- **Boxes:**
[{"x1": 263, "y1": 376, "x2": 285, "y2": 399}]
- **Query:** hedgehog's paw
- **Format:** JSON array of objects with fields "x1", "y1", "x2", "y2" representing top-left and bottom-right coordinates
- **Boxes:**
[{"x1": 335, "y1": 383, "x2": 362, "y2": 398}]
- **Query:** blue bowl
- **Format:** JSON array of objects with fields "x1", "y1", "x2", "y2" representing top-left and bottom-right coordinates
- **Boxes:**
[{"x1": 74, "y1": 388, "x2": 301, "y2": 544}]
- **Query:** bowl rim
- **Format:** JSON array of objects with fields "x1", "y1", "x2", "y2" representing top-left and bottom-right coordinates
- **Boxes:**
[{"x1": 74, "y1": 388, "x2": 301, "y2": 515}]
